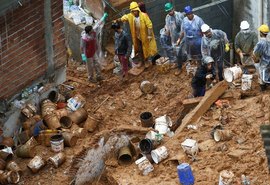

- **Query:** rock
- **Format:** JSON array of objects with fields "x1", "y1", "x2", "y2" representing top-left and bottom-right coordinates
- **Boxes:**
[
  {"x1": 228, "y1": 149, "x2": 248, "y2": 160},
  {"x1": 199, "y1": 139, "x2": 215, "y2": 151}
]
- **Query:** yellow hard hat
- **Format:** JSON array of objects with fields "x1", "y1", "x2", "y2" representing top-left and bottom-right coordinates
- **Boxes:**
[
  {"x1": 130, "y1": 2, "x2": 140, "y2": 11},
  {"x1": 258, "y1": 24, "x2": 270, "y2": 34}
]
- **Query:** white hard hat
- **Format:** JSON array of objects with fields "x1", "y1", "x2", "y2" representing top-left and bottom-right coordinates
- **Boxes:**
[
  {"x1": 240, "y1": 21, "x2": 250, "y2": 30},
  {"x1": 201, "y1": 24, "x2": 210, "y2": 32},
  {"x1": 203, "y1": 56, "x2": 214, "y2": 64}
]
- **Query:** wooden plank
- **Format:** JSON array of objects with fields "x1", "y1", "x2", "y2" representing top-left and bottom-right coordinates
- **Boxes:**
[
  {"x1": 66, "y1": 76, "x2": 96, "y2": 88},
  {"x1": 182, "y1": 96, "x2": 203, "y2": 110},
  {"x1": 175, "y1": 80, "x2": 228, "y2": 134}
]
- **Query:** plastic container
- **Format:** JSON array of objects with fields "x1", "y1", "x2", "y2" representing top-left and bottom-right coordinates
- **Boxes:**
[
  {"x1": 241, "y1": 74, "x2": 253, "y2": 91},
  {"x1": 50, "y1": 134, "x2": 64, "y2": 152},
  {"x1": 224, "y1": 66, "x2": 242, "y2": 82},
  {"x1": 140, "y1": 112, "x2": 154, "y2": 127},
  {"x1": 151, "y1": 146, "x2": 168, "y2": 164},
  {"x1": 154, "y1": 115, "x2": 172, "y2": 134},
  {"x1": 181, "y1": 139, "x2": 198, "y2": 157},
  {"x1": 177, "y1": 163, "x2": 195, "y2": 185}
]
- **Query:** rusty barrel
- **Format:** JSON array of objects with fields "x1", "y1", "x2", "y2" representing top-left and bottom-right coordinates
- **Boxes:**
[
  {"x1": 37, "y1": 130, "x2": 60, "y2": 147},
  {"x1": 41, "y1": 99, "x2": 57, "y2": 117},
  {"x1": 0, "y1": 170, "x2": 20, "y2": 184},
  {"x1": 70, "y1": 124, "x2": 87, "y2": 138},
  {"x1": 59, "y1": 116, "x2": 73, "y2": 129},
  {"x1": 68, "y1": 108, "x2": 88, "y2": 125},
  {"x1": 22, "y1": 115, "x2": 42, "y2": 130},
  {"x1": 48, "y1": 90, "x2": 66, "y2": 103},
  {"x1": 48, "y1": 152, "x2": 66, "y2": 168},
  {"x1": 43, "y1": 113, "x2": 61, "y2": 130},
  {"x1": 16, "y1": 144, "x2": 36, "y2": 158},
  {"x1": 62, "y1": 132, "x2": 78, "y2": 147}
]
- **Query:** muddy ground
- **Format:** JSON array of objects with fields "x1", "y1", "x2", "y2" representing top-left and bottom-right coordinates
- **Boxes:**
[{"x1": 19, "y1": 56, "x2": 270, "y2": 185}]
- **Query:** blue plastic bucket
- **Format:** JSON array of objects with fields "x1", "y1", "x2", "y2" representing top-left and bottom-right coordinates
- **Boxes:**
[{"x1": 177, "y1": 163, "x2": 195, "y2": 185}]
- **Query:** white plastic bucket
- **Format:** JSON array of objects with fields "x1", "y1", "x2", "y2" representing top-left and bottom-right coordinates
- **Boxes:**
[
  {"x1": 224, "y1": 66, "x2": 242, "y2": 82},
  {"x1": 135, "y1": 156, "x2": 154, "y2": 175},
  {"x1": 241, "y1": 74, "x2": 253, "y2": 91},
  {"x1": 151, "y1": 146, "x2": 168, "y2": 164},
  {"x1": 154, "y1": 115, "x2": 172, "y2": 134},
  {"x1": 181, "y1": 139, "x2": 198, "y2": 156},
  {"x1": 219, "y1": 170, "x2": 234, "y2": 185}
]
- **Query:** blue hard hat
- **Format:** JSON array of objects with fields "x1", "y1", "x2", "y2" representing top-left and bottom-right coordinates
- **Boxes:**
[{"x1": 184, "y1": 6, "x2": 192, "y2": 14}]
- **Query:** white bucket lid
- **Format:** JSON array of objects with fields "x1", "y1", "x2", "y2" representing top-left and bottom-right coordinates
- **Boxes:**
[{"x1": 181, "y1": 139, "x2": 197, "y2": 147}]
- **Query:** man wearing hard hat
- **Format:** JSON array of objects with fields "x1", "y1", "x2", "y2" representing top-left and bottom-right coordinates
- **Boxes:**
[
  {"x1": 164, "y1": 2, "x2": 185, "y2": 75},
  {"x1": 235, "y1": 21, "x2": 258, "y2": 70},
  {"x1": 116, "y1": 2, "x2": 157, "y2": 68},
  {"x1": 201, "y1": 24, "x2": 229, "y2": 81},
  {"x1": 176, "y1": 5, "x2": 204, "y2": 61},
  {"x1": 253, "y1": 24, "x2": 270, "y2": 91}
]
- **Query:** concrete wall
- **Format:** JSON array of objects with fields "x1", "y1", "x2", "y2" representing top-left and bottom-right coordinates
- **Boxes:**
[{"x1": 0, "y1": 0, "x2": 66, "y2": 100}]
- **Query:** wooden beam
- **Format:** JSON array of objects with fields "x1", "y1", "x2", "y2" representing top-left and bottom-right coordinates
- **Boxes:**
[
  {"x1": 182, "y1": 96, "x2": 203, "y2": 110},
  {"x1": 175, "y1": 80, "x2": 228, "y2": 135}
]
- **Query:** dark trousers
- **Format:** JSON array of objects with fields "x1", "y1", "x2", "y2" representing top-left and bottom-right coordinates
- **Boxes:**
[{"x1": 192, "y1": 85, "x2": 206, "y2": 97}]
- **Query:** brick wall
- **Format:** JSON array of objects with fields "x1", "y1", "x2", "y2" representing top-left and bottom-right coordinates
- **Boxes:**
[{"x1": 0, "y1": 0, "x2": 66, "y2": 99}]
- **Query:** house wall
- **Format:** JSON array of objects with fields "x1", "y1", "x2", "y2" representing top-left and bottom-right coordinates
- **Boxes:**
[{"x1": 0, "y1": 0, "x2": 66, "y2": 100}]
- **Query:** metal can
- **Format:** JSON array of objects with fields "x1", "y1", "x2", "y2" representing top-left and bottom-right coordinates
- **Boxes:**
[{"x1": 48, "y1": 152, "x2": 66, "y2": 168}]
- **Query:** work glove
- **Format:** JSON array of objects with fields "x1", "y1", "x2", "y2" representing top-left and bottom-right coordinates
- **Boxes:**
[
  {"x1": 81, "y1": 54, "x2": 87, "y2": 62},
  {"x1": 176, "y1": 38, "x2": 181, "y2": 46},
  {"x1": 206, "y1": 74, "x2": 213, "y2": 79},
  {"x1": 225, "y1": 43, "x2": 230, "y2": 52}
]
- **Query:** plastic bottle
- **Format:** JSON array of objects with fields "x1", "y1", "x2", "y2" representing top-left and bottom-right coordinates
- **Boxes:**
[{"x1": 241, "y1": 174, "x2": 250, "y2": 185}]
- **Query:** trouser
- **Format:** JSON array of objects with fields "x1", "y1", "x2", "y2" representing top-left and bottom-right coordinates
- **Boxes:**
[
  {"x1": 176, "y1": 41, "x2": 187, "y2": 70},
  {"x1": 212, "y1": 48, "x2": 225, "y2": 81},
  {"x1": 135, "y1": 39, "x2": 145, "y2": 65},
  {"x1": 118, "y1": 54, "x2": 128, "y2": 76},
  {"x1": 186, "y1": 37, "x2": 202, "y2": 61},
  {"x1": 86, "y1": 54, "x2": 101, "y2": 78},
  {"x1": 192, "y1": 85, "x2": 206, "y2": 97}
]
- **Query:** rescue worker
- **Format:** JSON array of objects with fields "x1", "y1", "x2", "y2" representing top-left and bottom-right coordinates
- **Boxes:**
[
  {"x1": 235, "y1": 20, "x2": 258, "y2": 71},
  {"x1": 160, "y1": 26, "x2": 176, "y2": 62},
  {"x1": 191, "y1": 56, "x2": 216, "y2": 97},
  {"x1": 80, "y1": 25, "x2": 103, "y2": 83},
  {"x1": 115, "y1": 1, "x2": 158, "y2": 68},
  {"x1": 253, "y1": 24, "x2": 270, "y2": 91},
  {"x1": 177, "y1": 5, "x2": 204, "y2": 61},
  {"x1": 164, "y1": 2, "x2": 186, "y2": 75},
  {"x1": 201, "y1": 24, "x2": 229, "y2": 81},
  {"x1": 111, "y1": 22, "x2": 132, "y2": 79}
]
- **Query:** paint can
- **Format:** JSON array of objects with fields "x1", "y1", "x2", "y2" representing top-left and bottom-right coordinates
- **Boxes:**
[
  {"x1": 219, "y1": 170, "x2": 234, "y2": 185},
  {"x1": 68, "y1": 108, "x2": 88, "y2": 125},
  {"x1": 37, "y1": 130, "x2": 60, "y2": 146},
  {"x1": 54, "y1": 109, "x2": 70, "y2": 120},
  {"x1": 60, "y1": 116, "x2": 73, "y2": 128},
  {"x1": 22, "y1": 115, "x2": 42, "y2": 130},
  {"x1": 129, "y1": 137, "x2": 141, "y2": 157},
  {"x1": 27, "y1": 155, "x2": 46, "y2": 173},
  {"x1": 140, "y1": 112, "x2": 154, "y2": 128},
  {"x1": 50, "y1": 134, "x2": 64, "y2": 152},
  {"x1": 70, "y1": 124, "x2": 87, "y2": 138},
  {"x1": 224, "y1": 66, "x2": 242, "y2": 82},
  {"x1": 150, "y1": 146, "x2": 168, "y2": 164},
  {"x1": 6, "y1": 161, "x2": 22, "y2": 174},
  {"x1": 241, "y1": 74, "x2": 253, "y2": 91},
  {"x1": 181, "y1": 139, "x2": 199, "y2": 157},
  {"x1": 213, "y1": 130, "x2": 232, "y2": 142},
  {"x1": 43, "y1": 113, "x2": 61, "y2": 130},
  {"x1": 154, "y1": 115, "x2": 172, "y2": 134},
  {"x1": 21, "y1": 104, "x2": 37, "y2": 118},
  {"x1": 0, "y1": 137, "x2": 14, "y2": 148},
  {"x1": 0, "y1": 145, "x2": 13, "y2": 161},
  {"x1": 135, "y1": 156, "x2": 154, "y2": 176},
  {"x1": 83, "y1": 115, "x2": 98, "y2": 132},
  {"x1": 118, "y1": 146, "x2": 132, "y2": 165},
  {"x1": 140, "y1": 81, "x2": 154, "y2": 94},
  {"x1": 41, "y1": 99, "x2": 57, "y2": 117},
  {"x1": 177, "y1": 163, "x2": 195, "y2": 185},
  {"x1": 16, "y1": 144, "x2": 36, "y2": 158},
  {"x1": 48, "y1": 90, "x2": 66, "y2": 103},
  {"x1": 17, "y1": 130, "x2": 32, "y2": 144},
  {"x1": 139, "y1": 139, "x2": 154, "y2": 154},
  {"x1": 62, "y1": 132, "x2": 77, "y2": 147},
  {"x1": 0, "y1": 170, "x2": 20, "y2": 184},
  {"x1": 48, "y1": 152, "x2": 66, "y2": 168}
]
